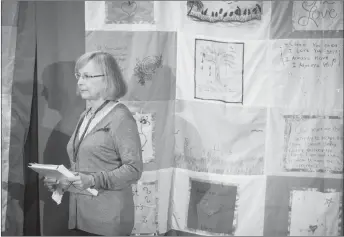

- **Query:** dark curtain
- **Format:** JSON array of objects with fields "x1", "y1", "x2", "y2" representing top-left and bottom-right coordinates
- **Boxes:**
[
  {"x1": 2, "y1": 2, "x2": 36, "y2": 235},
  {"x1": 2, "y1": 1, "x2": 85, "y2": 235},
  {"x1": 23, "y1": 46, "x2": 40, "y2": 236}
]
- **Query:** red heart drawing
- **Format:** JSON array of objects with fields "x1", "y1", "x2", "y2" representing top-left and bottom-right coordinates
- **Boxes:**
[{"x1": 121, "y1": 1, "x2": 137, "y2": 16}]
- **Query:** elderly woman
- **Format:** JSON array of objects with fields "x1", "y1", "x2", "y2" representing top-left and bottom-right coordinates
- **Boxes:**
[{"x1": 44, "y1": 51, "x2": 143, "y2": 236}]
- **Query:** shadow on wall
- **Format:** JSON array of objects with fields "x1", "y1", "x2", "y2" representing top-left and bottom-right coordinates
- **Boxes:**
[{"x1": 38, "y1": 61, "x2": 84, "y2": 236}]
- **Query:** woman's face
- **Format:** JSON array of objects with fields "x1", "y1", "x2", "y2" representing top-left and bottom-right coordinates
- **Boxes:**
[{"x1": 77, "y1": 60, "x2": 106, "y2": 101}]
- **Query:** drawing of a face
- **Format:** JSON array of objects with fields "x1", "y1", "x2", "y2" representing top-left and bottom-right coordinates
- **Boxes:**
[{"x1": 77, "y1": 60, "x2": 107, "y2": 101}]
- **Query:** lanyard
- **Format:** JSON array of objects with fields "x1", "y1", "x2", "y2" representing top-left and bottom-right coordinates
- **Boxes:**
[{"x1": 72, "y1": 100, "x2": 110, "y2": 162}]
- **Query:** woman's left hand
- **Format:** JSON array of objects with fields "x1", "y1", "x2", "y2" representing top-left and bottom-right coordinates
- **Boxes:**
[{"x1": 68, "y1": 172, "x2": 95, "y2": 190}]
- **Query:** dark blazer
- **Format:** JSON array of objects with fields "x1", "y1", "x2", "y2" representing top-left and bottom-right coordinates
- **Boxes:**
[{"x1": 66, "y1": 102, "x2": 143, "y2": 236}]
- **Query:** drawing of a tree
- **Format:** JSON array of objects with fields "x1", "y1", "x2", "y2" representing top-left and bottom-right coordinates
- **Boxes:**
[
  {"x1": 201, "y1": 45, "x2": 236, "y2": 83},
  {"x1": 187, "y1": 0, "x2": 204, "y2": 16}
]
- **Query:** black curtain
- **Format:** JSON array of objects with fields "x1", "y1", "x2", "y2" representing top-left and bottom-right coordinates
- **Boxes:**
[{"x1": 23, "y1": 43, "x2": 40, "y2": 236}]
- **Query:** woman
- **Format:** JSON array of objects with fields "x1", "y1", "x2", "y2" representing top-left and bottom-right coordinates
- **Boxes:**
[{"x1": 44, "y1": 51, "x2": 143, "y2": 236}]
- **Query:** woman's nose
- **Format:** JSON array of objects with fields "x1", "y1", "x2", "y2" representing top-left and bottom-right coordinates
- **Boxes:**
[{"x1": 77, "y1": 77, "x2": 85, "y2": 85}]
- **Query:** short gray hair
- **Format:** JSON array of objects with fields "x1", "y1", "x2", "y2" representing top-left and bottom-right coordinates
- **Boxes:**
[{"x1": 75, "y1": 51, "x2": 127, "y2": 100}]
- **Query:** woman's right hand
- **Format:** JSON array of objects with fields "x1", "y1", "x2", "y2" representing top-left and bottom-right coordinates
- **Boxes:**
[
  {"x1": 43, "y1": 177, "x2": 71, "y2": 192},
  {"x1": 44, "y1": 177, "x2": 58, "y2": 192}
]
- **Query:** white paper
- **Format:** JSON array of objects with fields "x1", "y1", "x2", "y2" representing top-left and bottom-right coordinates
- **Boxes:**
[
  {"x1": 283, "y1": 115, "x2": 343, "y2": 173},
  {"x1": 292, "y1": 1, "x2": 344, "y2": 31},
  {"x1": 131, "y1": 169, "x2": 174, "y2": 234},
  {"x1": 289, "y1": 190, "x2": 341, "y2": 236},
  {"x1": 133, "y1": 112, "x2": 155, "y2": 163},
  {"x1": 194, "y1": 39, "x2": 244, "y2": 103},
  {"x1": 132, "y1": 180, "x2": 158, "y2": 234},
  {"x1": 181, "y1": 1, "x2": 271, "y2": 40},
  {"x1": 265, "y1": 109, "x2": 344, "y2": 178},
  {"x1": 51, "y1": 187, "x2": 64, "y2": 205},
  {"x1": 176, "y1": 32, "x2": 270, "y2": 106},
  {"x1": 268, "y1": 38, "x2": 343, "y2": 109},
  {"x1": 29, "y1": 163, "x2": 98, "y2": 196},
  {"x1": 174, "y1": 101, "x2": 266, "y2": 175}
]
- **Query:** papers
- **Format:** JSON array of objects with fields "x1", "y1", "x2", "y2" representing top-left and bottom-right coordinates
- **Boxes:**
[
  {"x1": 292, "y1": 1, "x2": 343, "y2": 31},
  {"x1": 52, "y1": 187, "x2": 64, "y2": 205},
  {"x1": 28, "y1": 163, "x2": 71, "y2": 180},
  {"x1": 289, "y1": 190, "x2": 342, "y2": 236},
  {"x1": 28, "y1": 163, "x2": 98, "y2": 204}
]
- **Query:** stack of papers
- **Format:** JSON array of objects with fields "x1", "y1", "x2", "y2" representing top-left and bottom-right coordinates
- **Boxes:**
[{"x1": 28, "y1": 163, "x2": 98, "y2": 204}]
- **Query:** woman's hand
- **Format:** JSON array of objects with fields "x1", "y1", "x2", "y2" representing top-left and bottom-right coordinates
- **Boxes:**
[
  {"x1": 43, "y1": 177, "x2": 71, "y2": 192},
  {"x1": 67, "y1": 172, "x2": 95, "y2": 190},
  {"x1": 44, "y1": 177, "x2": 58, "y2": 192}
]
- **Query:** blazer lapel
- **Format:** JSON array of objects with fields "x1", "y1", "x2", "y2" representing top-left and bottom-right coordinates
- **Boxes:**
[
  {"x1": 83, "y1": 112, "x2": 111, "y2": 139},
  {"x1": 82, "y1": 102, "x2": 119, "y2": 139}
]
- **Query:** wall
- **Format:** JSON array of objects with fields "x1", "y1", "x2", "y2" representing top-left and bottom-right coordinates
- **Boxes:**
[
  {"x1": 6, "y1": 1, "x2": 338, "y2": 236},
  {"x1": 86, "y1": 1, "x2": 343, "y2": 236}
]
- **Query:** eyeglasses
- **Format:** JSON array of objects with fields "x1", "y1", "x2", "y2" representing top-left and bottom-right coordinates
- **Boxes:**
[{"x1": 74, "y1": 73, "x2": 105, "y2": 80}]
